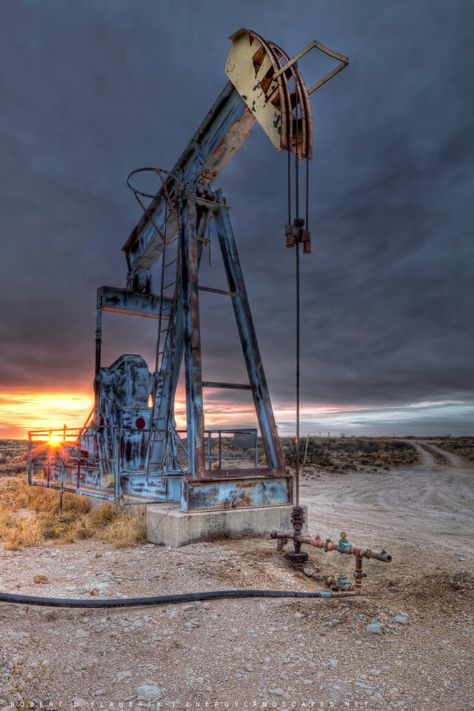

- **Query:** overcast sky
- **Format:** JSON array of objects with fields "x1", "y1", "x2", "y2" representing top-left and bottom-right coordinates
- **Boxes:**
[{"x1": 0, "y1": 0, "x2": 473, "y2": 437}]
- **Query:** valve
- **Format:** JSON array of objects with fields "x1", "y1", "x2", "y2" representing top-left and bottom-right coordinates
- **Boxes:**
[
  {"x1": 331, "y1": 574, "x2": 354, "y2": 591},
  {"x1": 337, "y1": 531, "x2": 353, "y2": 555},
  {"x1": 324, "y1": 538, "x2": 334, "y2": 552}
]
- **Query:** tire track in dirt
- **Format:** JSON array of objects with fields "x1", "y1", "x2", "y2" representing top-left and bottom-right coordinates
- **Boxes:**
[
  {"x1": 425, "y1": 441, "x2": 468, "y2": 468},
  {"x1": 300, "y1": 440, "x2": 474, "y2": 560}
]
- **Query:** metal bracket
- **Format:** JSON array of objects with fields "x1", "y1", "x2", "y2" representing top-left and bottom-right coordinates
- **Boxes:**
[{"x1": 268, "y1": 40, "x2": 349, "y2": 99}]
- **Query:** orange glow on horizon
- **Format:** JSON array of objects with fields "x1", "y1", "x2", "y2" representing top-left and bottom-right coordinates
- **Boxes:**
[
  {"x1": 0, "y1": 386, "x2": 363, "y2": 440},
  {"x1": 0, "y1": 391, "x2": 94, "y2": 439}
]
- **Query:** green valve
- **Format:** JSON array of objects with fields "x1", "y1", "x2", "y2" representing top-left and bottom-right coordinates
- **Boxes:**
[
  {"x1": 337, "y1": 531, "x2": 353, "y2": 554},
  {"x1": 332, "y1": 574, "x2": 353, "y2": 590}
]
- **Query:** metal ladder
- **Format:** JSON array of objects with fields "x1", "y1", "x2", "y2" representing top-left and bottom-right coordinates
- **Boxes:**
[{"x1": 144, "y1": 241, "x2": 181, "y2": 479}]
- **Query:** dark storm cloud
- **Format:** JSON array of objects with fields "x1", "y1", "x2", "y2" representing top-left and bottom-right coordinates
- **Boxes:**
[{"x1": 0, "y1": 0, "x2": 473, "y2": 432}]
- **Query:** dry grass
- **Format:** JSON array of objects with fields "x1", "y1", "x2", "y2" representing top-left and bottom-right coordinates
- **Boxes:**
[
  {"x1": 0, "y1": 439, "x2": 29, "y2": 477},
  {"x1": 0, "y1": 476, "x2": 145, "y2": 550}
]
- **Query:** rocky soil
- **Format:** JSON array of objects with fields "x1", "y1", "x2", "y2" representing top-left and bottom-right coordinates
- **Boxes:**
[{"x1": 0, "y1": 441, "x2": 473, "y2": 710}]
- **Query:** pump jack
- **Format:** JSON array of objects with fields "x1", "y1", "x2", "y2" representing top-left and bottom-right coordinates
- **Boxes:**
[{"x1": 28, "y1": 29, "x2": 348, "y2": 512}]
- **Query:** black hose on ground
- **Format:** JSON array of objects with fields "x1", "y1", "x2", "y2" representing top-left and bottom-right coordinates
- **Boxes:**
[{"x1": 0, "y1": 588, "x2": 362, "y2": 609}]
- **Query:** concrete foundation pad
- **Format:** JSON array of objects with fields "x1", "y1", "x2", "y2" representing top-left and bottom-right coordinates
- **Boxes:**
[{"x1": 146, "y1": 504, "x2": 308, "y2": 548}]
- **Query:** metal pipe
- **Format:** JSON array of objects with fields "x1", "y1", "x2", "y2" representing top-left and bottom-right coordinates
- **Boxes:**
[
  {"x1": 94, "y1": 295, "x2": 102, "y2": 423},
  {"x1": 207, "y1": 431, "x2": 212, "y2": 470},
  {"x1": 354, "y1": 554, "x2": 363, "y2": 589},
  {"x1": 299, "y1": 534, "x2": 392, "y2": 563},
  {"x1": 299, "y1": 535, "x2": 334, "y2": 551},
  {"x1": 27, "y1": 434, "x2": 32, "y2": 487},
  {"x1": 47, "y1": 431, "x2": 52, "y2": 485},
  {"x1": 59, "y1": 466, "x2": 65, "y2": 513},
  {"x1": 352, "y1": 546, "x2": 392, "y2": 563},
  {"x1": 302, "y1": 434, "x2": 310, "y2": 467},
  {"x1": 291, "y1": 506, "x2": 305, "y2": 554},
  {"x1": 181, "y1": 196, "x2": 205, "y2": 478}
]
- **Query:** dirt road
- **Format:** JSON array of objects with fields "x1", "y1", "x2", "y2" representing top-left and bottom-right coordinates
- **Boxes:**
[
  {"x1": 300, "y1": 440, "x2": 474, "y2": 561},
  {"x1": 0, "y1": 442, "x2": 473, "y2": 710}
]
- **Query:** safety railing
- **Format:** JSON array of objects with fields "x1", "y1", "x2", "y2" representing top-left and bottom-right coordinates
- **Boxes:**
[
  {"x1": 204, "y1": 428, "x2": 259, "y2": 470},
  {"x1": 28, "y1": 427, "x2": 101, "y2": 494}
]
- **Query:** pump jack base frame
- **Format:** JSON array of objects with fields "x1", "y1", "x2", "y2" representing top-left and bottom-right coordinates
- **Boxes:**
[{"x1": 28, "y1": 190, "x2": 293, "y2": 514}]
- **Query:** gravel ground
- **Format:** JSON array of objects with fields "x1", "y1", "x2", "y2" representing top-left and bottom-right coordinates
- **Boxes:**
[{"x1": 0, "y1": 442, "x2": 473, "y2": 711}]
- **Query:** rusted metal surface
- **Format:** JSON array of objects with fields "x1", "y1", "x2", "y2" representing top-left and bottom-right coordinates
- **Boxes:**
[
  {"x1": 97, "y1": 286, "x2": 173, "y2": 319},
  {"x1": 290, "y1": 505, "x2": 305, "y2": 554},
  {"x1": 354, "y1": 554, "x2": 365, "y2": 589},
  {"x1": 226, "y1": 29, "x2": 313, "y2": 159},
  {"x1": 286, "y1": 218, "x2": 312, "y2": 254},
  {"x1": 181, "y1": 474, "x2": 293, "y2": 512}
]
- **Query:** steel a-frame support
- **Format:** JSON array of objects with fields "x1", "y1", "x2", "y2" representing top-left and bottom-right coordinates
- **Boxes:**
[
  {"x1": 212, "y1": 191, "x2": 284, "y2": 474},
  {"x1": 181, "y1": 196, "x2": 206, "y2": 478},
  {"x1": 179, "y1": 190, "x2": 285, "y2": 481}
]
